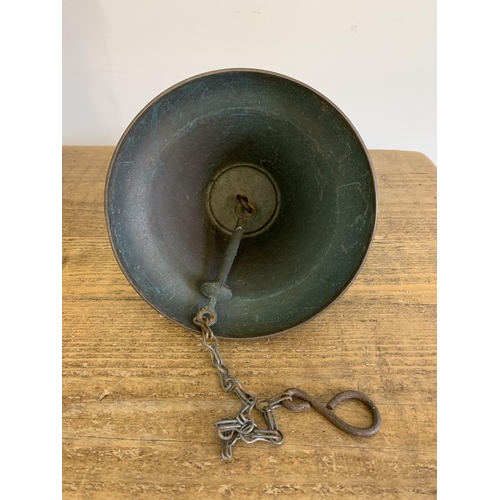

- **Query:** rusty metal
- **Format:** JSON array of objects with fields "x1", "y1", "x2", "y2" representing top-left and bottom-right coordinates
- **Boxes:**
[
  {"x1": 194, "y1": 197, "x2": 381, "y2": 459},
  {"x1": 236, "y1": 195, "x2": 253, "y2": 214},
  {"x1": 194, "y1": 313, "x2": 382, "y2": 460},
  {"x1": 282, "y1": 387, "x2": 382, "y2": 437},
  {"x1": 193, "y1": 314, "x2": 289, "y2": 460},
  {"x1": 197, "y1": 197, "x2": 252, "y2": 326}
]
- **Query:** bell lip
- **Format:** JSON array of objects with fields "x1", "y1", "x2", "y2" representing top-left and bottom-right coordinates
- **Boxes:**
[{"x1": 104, "y1": 67, "x2": 378, "y2": 340}]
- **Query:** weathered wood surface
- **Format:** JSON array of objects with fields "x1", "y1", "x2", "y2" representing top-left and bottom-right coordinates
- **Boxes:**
[{"x1": 62, "y1": 147, "x2": 436, "y2": 499}]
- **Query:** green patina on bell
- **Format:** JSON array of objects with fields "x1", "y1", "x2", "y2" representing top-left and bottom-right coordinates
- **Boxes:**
[{"x1": 105, "y1": 69, "x2": 377, "y2": 339}]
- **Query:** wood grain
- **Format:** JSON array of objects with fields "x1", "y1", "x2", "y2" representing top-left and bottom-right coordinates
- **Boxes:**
[{"x1": 63, "y1": 147, "x2": 436, "y2": 499}]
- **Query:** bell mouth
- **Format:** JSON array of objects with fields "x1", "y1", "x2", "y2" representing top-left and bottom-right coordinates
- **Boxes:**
[{"x1": 105, "y1": 69, "x2": 377, "y2": 339}]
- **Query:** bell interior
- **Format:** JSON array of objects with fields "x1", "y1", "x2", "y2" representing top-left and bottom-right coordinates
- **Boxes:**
[{"x1": 106, "y1": 70, "x2": 376, "y2": 338}]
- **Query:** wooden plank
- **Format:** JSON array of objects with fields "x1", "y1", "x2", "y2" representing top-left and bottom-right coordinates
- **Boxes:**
[
  {"x1": 63, "y1": 440, "x2": 435, "y2": 500},
  {"x1": 62, "y1": 146, "x2": 436, "y2": 499},
  {"x1": 63, "y1": 300, "x2": 435, "y2": 404}
]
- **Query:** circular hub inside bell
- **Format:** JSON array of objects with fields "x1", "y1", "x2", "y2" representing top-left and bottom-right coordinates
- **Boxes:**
[{"x1": 206, "y1": 163, "x2": 281, "y2": 237}]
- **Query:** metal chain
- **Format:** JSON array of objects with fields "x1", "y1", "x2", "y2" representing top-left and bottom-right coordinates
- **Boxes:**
[
  {"x1": 194, "y1": 311, "x2": 292, "y2": 460},
  {"x1": 190, "y1": 197, "x2": 381, "y2": 459}
]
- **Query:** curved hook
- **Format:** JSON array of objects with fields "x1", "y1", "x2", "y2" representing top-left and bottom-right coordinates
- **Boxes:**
[{"x1": 281, "y1": 388, "x2": 381, "y2": 437}]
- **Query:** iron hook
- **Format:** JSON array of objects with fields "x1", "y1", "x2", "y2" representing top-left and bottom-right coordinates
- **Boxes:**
[{"x1": 281, "y1": 388, "x2": 381, "y2": 438}]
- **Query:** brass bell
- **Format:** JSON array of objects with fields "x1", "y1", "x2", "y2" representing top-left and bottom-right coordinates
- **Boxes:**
[
  {"x1": 105, "y1": 69, "x2": 380, "y2": 459},
  {"x1": 105, "y1": 69, "x2": 376, "y2": 339}
]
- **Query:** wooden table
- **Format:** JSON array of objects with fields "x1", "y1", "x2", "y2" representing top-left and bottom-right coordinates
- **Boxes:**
[{"x1": 63, "y1": 147, "x2": 436, "y2": 499}]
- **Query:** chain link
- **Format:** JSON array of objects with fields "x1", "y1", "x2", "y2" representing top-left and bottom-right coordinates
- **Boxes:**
[{"x1": 194, "y1": 313, "x2": 292, "y2": 460}]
